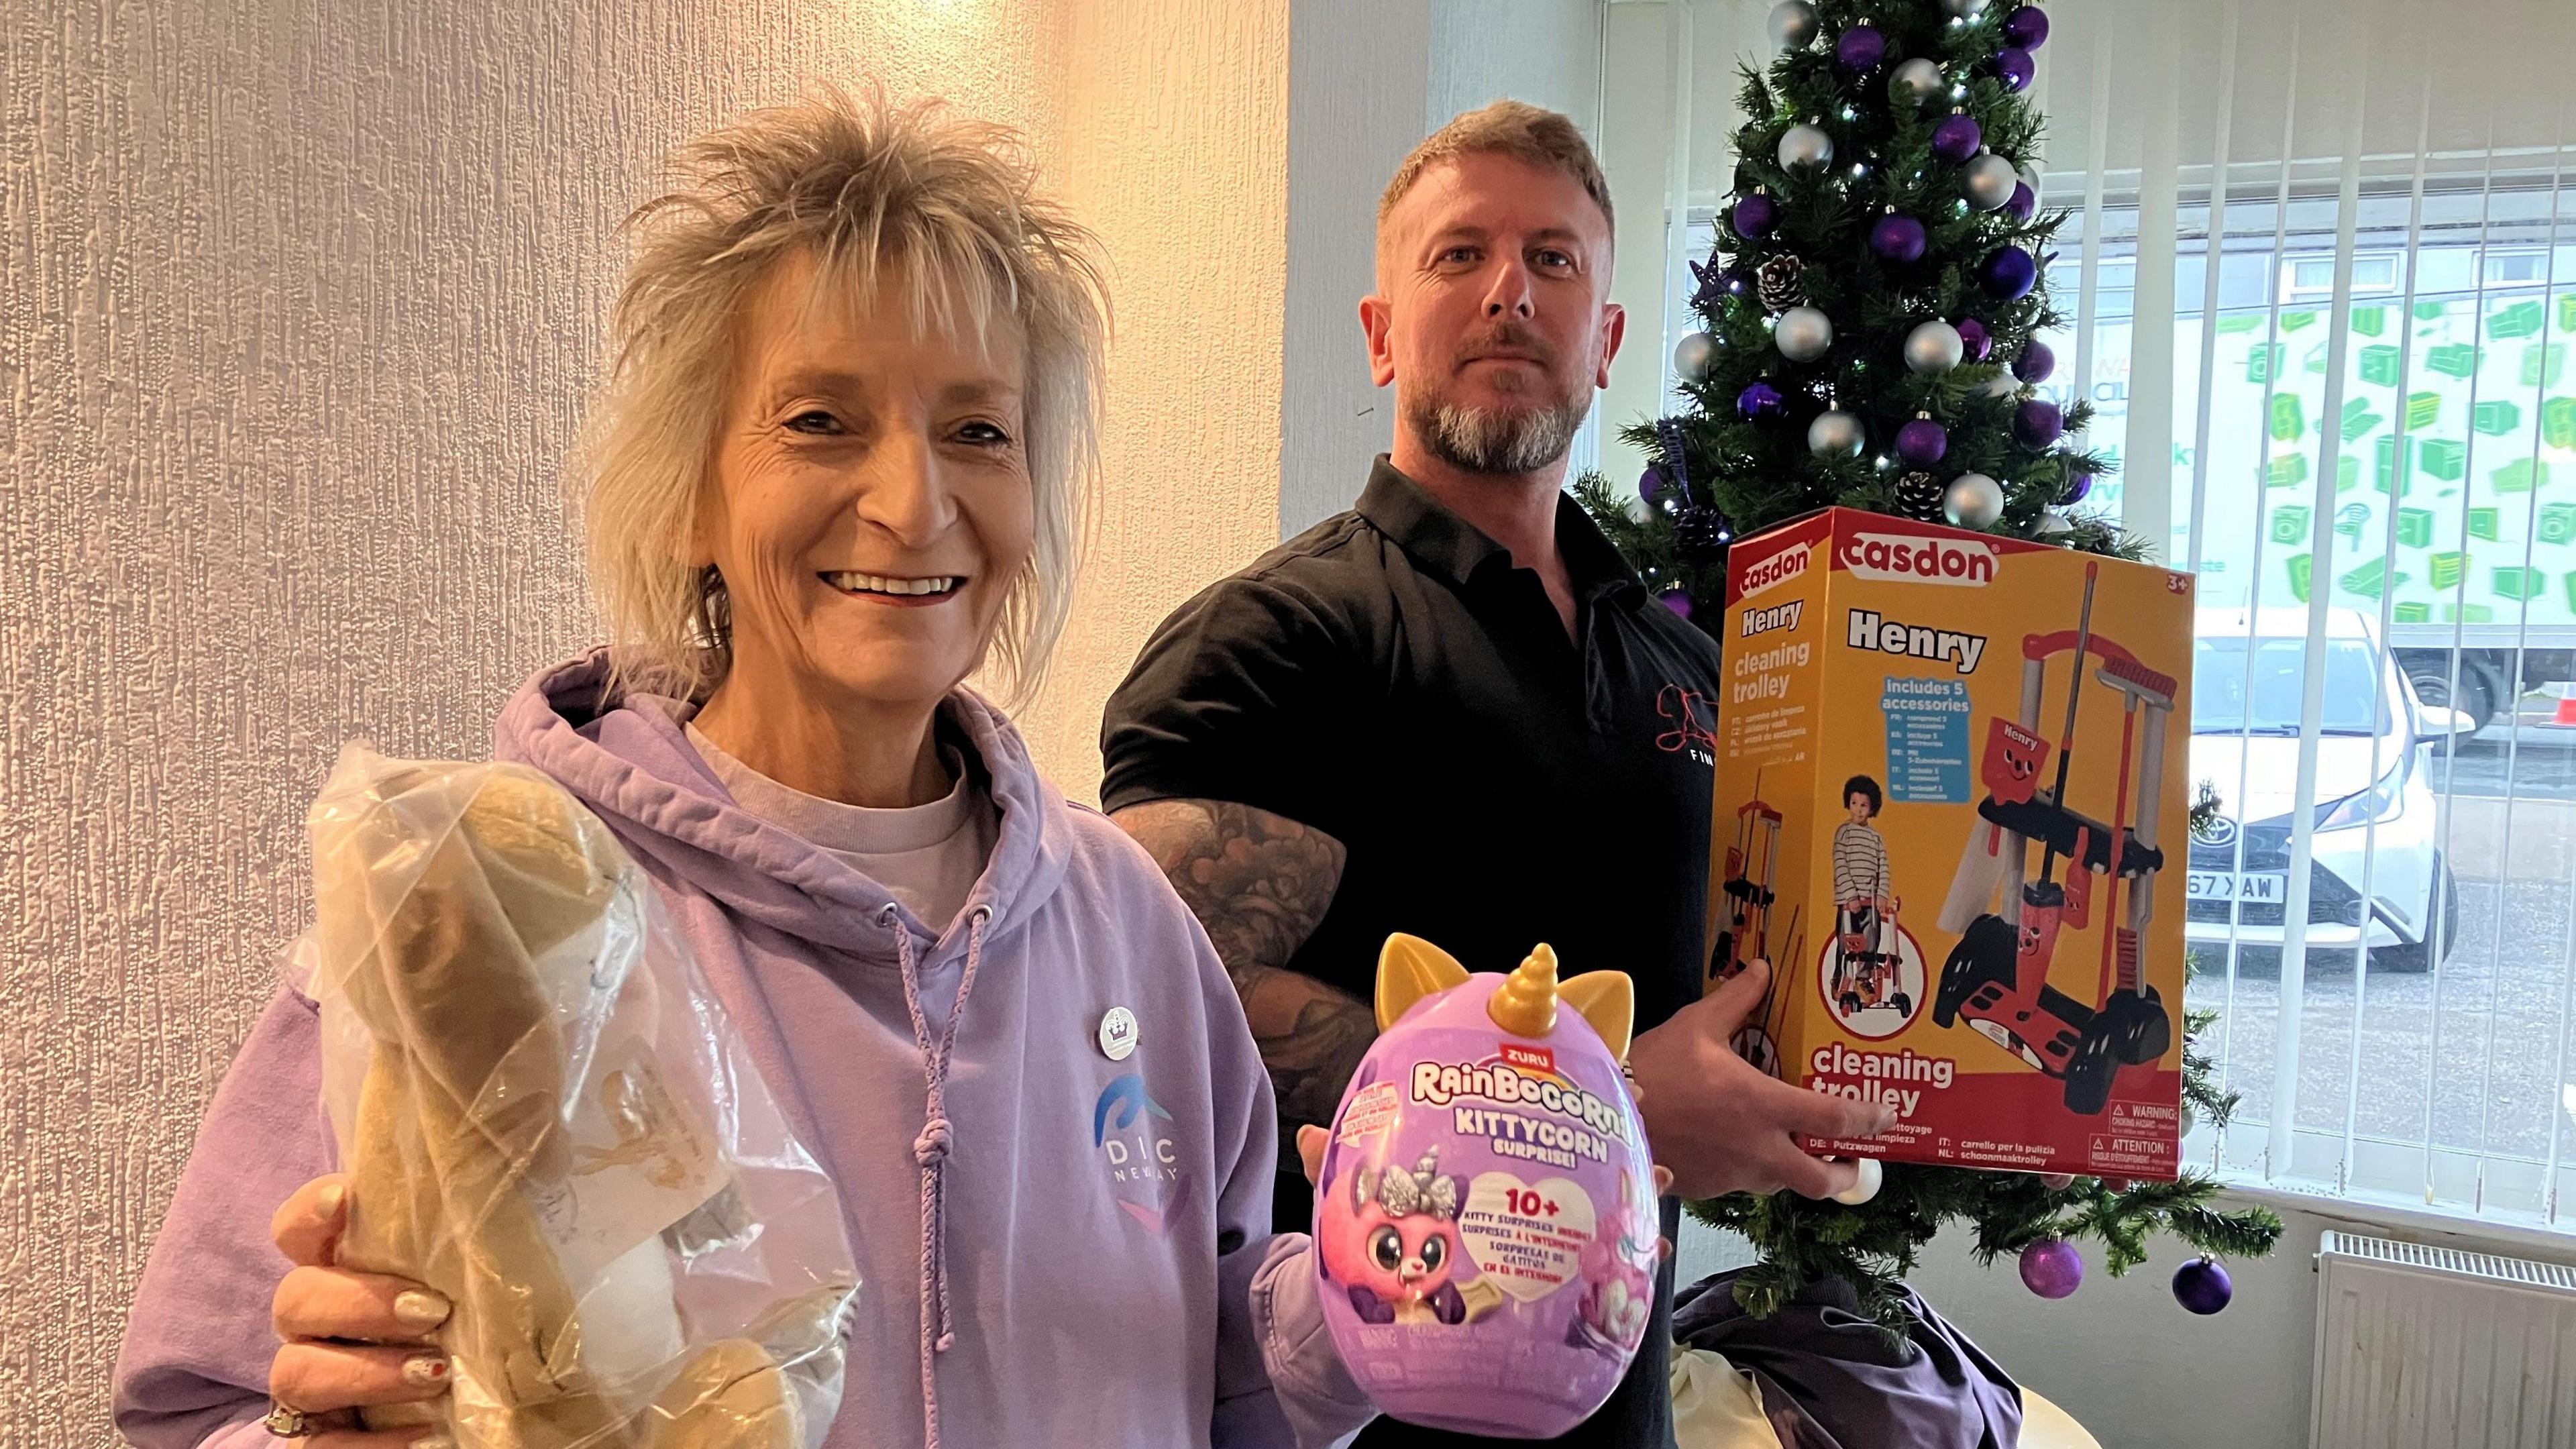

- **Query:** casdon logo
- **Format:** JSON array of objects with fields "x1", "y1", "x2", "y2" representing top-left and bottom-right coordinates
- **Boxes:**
[
  {"x1": 1843, "y1": 532, "x2": 1998, "y2": 587},
  {"x1": 1737, "y1": 542, "x2": 1811, "y2": 600}
]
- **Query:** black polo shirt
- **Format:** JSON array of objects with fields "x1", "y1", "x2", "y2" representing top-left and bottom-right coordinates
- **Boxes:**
[{"x1": 1101, "y1": 458, "x2": 1721, "y2": 1449}]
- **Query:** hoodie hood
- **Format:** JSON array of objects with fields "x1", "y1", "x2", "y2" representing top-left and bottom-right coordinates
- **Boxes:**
[{"x1": 493, "y1": 648, "x2": 1072, "y2": 963}]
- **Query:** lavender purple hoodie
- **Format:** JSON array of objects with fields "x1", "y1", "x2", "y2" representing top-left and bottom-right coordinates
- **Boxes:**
[{"x1": 111, "y1": 649, "x2": 1376, "y2": 1449}]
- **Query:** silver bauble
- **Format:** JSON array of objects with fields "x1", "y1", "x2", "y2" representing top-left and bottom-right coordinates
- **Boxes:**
[
  {"x1": 1672, "y1": 330, "x2": 1717, "y2": 382},
  {"x1": 1944, "y1": 472, "x2": 2005, "y2": 529},
  {"x1": 1905, "y1": 319, "x2": 1966, "y2": 374},
  {"x1": 1944, "y1": 0, "x2": 1992, "y2": 16},
  {"x1": 1775, "y1": 305, "x2": 1834, "y2": 362},
  {"x1": 1778, "y1": 123, "x2": 1835, "y2": 172},
  {"x1": 1807, "y1": 409, "x2": 1866, "y2": 458},
  {"x1": 1890, "y1": 58, "x2": 1945, "y2": 108},
  {"x1": 2036, "y1": 506, "x2": 2075, "y2": 536},
  {"x1": 1964, "y1": 153, "x2": 2019, "y2": 211},
  {"x1": 1767, "y1": 0, "x2": 1821, "y2": 50}
]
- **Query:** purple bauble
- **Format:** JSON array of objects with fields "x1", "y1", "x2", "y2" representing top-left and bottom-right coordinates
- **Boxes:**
[
  {"x1": 1733, "y1": 193, "x2": 1778, "y2": 240},
  {"x1": 1835, "y1": 23, "x2": 1887, "y2": 72},
  {"x1": 2004, "y1": 180, "x2": 2037, "y2": 221},
  {"x1": 2015, "y1": 398, "x2": 2064, "y2": 446},
  {"x1": 2015, "y1": 338, "x2": 2055, "y2": 382},
  {"x1": 2171, "y1": 1256, "x2": 2234, "y2": 1316},
  {"x1": 1737, "y1": 380, "x2": 1787, "y2": 423},
  {"x1": 2059, "y1": 471, "x2": 2092, "y2": 506},
  {"x1": 1957, "y1": 317, "x2": 1992, "y2": 362},
  {"x1": 1933, "y1": 113, "x2": 1984, "y2": 164},
  {"x1": 1658, "y1": 587, "x2": 1695, "y2": 620},
  {"x1": 1638, "y1": 463, "x2": 1666, "y2": 504},
  {"x1": 2002, "y1": 4, "x2": 2051, "y2": 50},
  {"x1": 1870, "y1": 214, "x2": 1928, "y2": 265},
  {"x1": 1981, "y1": 245, "x2": 2039, "y2": 299},
  {"x1": 1996, "y1": 46, "x2": 2035, "y2": 91},
  {"x1": 2019, "y1": 1239, "x2": 2084, "y2": 1300},
  {"x1": 1896, "y1": 417, "x2": 1949, "y2": 468}
]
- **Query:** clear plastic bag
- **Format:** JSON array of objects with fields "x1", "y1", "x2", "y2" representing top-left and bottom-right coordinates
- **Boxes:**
[{"x1": 306, "y1": 745, "x2": 857, "y2": 1449}]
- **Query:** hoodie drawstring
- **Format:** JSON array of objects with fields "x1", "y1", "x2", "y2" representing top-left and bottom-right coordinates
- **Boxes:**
[{"x1": 888, "y1": 902, "x2": 989, "y2": 1449}]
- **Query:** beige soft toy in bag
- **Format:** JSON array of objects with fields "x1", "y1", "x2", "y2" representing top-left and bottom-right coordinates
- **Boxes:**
[{"x1": 307, "y1": 747, "x2": 857, "y2": 1449}]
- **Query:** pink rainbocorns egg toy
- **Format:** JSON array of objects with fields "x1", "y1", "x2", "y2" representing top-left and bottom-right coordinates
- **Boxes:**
[{"x1": 1315, "y1": 934, "x2": 1656, "y2": 1438}]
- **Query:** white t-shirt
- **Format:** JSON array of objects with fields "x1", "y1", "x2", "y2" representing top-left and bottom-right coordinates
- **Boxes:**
[{"x1": 684, "y1": 721, "x2": 998, "y2": 932}]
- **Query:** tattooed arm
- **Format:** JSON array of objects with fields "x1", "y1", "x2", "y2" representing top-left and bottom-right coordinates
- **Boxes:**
[{"x1": 1113, "y1": 799, "x2": 1370, "y2": 1146}]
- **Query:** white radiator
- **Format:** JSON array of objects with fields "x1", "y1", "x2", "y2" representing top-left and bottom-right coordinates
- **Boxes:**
[{"x1": 2310, "y1": 1230, "x2": 2576, "y2": 1448}]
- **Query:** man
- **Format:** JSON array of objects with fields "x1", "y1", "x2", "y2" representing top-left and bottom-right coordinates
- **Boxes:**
[{"x1": 1103, "y1": 101, "x2": 1894, "y2": 1446}]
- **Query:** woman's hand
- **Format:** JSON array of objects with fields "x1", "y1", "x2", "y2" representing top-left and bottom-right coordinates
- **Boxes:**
[{"x1": 266, "y1": 1174, "x2": 455, "y2": 1446}]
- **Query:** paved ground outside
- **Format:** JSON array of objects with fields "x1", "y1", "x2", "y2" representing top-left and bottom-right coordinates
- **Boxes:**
[{"x1": 2190, "y1": 724, "x2": 2576, "y2": 1169}]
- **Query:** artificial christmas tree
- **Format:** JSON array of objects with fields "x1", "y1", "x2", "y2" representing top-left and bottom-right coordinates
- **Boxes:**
[{"x1": 1579, "y1": 0, "x2": 2282, "y2": 1337}]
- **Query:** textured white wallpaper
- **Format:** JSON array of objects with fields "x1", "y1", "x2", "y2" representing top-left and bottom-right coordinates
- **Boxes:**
[{"x1": 0, "y1": 0, "x2": 1303, "y2": 1438}]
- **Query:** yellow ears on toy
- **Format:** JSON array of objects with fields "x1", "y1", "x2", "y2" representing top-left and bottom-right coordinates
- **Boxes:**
[
  {"x1": 1377, "y1": 933, "x2": 1470, "y2": 1031},
  {"x1": 1558, "y1": 969, "x2": 1635, "y2": 1065},
  {"x1": 1375, "y1": 933, "x2": 1635, "y2": 1063}
]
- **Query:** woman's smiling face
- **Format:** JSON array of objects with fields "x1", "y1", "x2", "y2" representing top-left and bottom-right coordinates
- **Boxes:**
[{"x1": 694, "y1": 254, "x2": 1034, "y2": 716}]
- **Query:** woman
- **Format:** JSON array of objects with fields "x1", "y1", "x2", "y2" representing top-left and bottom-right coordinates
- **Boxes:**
[{"x1": 111, "y1": 92, "x2": 1373, "y2": 1449}]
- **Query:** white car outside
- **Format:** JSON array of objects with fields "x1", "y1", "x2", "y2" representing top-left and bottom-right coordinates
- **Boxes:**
[{"x1": 2186, "y1": 607, "x2": 2472, "y2": 972}]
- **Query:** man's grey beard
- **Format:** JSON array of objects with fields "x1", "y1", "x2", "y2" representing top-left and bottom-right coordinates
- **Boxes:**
[{"x1": 1413, "y1": 392, "x2": 1593, "y2": 476}]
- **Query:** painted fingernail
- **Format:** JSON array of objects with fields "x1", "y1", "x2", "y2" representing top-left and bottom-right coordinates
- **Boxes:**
[
  {"x1": 402, "y1": 1354, "x2": 451, "y2": 1387},
  {"x1": 317, "y1": 1182, "x2": 346, "y2": 1222},
  {"x1": 411, "y1": 1437, "x2": 455, "y2": 1449},
  {"x1": 393, "y1": 1289, "x2": 452, "y2": 1330}
]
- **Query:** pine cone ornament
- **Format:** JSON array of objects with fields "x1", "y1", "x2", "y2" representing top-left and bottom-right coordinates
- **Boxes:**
[
  {"x1": 1758, "y1": 256, "x2": 1807, "y2": 313},
  {"x1": 1895, "y1": 470, "x2": 1945, "y2": 520},
  {"x1": 1675, "y1": 505, "x2": 1732, "y2": 557}
]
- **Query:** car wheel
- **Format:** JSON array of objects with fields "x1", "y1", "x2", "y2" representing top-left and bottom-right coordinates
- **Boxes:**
[
  {"x1": 2371, "y1": 857, "x2": 2460, "y2": 974},
  {"x1": 2407, "y1": 663, "x2": 2496, "y2": 741}
]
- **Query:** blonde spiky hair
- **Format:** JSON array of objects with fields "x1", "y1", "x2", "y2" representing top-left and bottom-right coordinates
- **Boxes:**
[{"x1": 584, "y1": 85, "x2": 1108, "y2": 706}]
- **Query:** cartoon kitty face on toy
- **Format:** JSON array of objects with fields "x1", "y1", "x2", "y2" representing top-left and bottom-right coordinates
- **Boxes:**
[
  {"x1": 1322, "y1": 1148, "x2": 1468, "y2": 1326},
  {"x1": 1574, "y1": 1168, "x2": 1656, "y2": 1354}
]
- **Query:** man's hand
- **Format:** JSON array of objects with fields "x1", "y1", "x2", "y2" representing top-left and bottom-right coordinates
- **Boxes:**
[{"x1": 1627, "y1": 959, "x2": 1897, "y2": 1199}]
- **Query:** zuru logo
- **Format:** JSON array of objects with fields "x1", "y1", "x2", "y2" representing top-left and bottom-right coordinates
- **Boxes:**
[
  {"x1": 1737, "y1": 541, "x2": 1812, "y2": 600},
  {"x1": 1842, "y1": 531, "x2": 1998, "y2": 587}
]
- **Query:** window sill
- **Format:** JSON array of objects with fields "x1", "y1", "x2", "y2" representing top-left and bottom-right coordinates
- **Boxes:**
[{"x1": 2207, "y1": 1176, "x2": 2576, "y2": 1263}]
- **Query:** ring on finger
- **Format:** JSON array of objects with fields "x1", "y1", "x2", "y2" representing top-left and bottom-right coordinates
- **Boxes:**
[{"x1": 262, "y1": 1402, "x2": 309, "y2": 1438}]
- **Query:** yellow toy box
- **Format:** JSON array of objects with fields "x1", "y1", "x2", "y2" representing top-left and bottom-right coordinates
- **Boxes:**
[{"x1": 1705, "y1": 508, "x2": 2194, "y2": 1179}]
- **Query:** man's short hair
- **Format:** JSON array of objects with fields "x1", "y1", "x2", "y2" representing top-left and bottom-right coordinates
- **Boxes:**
[{"x1": 1377, "y1": 99, "x2": 1614, "y2": 241}]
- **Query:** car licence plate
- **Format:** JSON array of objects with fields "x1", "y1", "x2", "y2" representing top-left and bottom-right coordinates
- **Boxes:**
[{"x1": 2187, "y1": 871, "x2": 2286, "y2": 904}]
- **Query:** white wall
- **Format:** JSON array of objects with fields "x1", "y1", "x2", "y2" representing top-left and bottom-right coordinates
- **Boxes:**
[
  {"x1": 1014, "y1": 1, "x2": 1293, "y2": 801},
  {"x1": 1282, "y1": 0, "x2": 1434, "y2": 537},
  {"x1": 1428, "y1": 0, "x2": 1605, "y2": 144}
]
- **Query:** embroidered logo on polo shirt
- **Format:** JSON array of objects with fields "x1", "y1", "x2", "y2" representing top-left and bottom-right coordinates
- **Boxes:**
[{"x1": 1654, "y1": 684, "x2": 1718, "y2": 767}]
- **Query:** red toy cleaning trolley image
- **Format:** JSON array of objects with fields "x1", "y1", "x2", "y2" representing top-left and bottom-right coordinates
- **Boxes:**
[{"x1": 1704, "y1": 508, "x2": 2193, "y2": 1179}]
